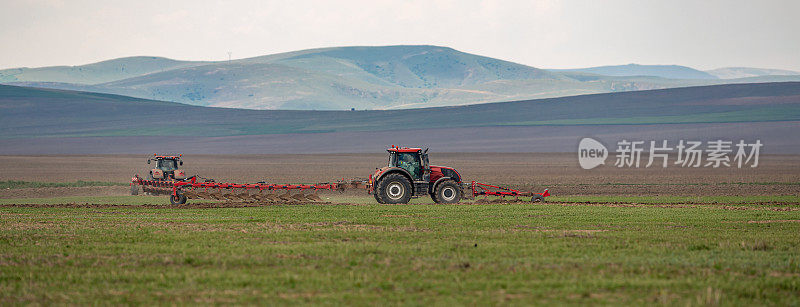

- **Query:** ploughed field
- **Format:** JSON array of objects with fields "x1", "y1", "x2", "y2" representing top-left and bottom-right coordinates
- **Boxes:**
[
  {"x1": 1, "y1": 154, "x2": 799, "y2": 305},
  {"x1": 2, "y1": 153, "x2": 800, "y2": 198}
]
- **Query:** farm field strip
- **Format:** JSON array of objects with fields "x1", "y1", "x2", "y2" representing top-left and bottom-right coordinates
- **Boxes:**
[
  {"x1": 2, "y1": 153, "x2": 799, "y2": 186},
  {"x1": 2, "y1": 194, "x2": 800, "y2": 206},
  {"x1": 2, "y1": 202, "x2": 799, "y2": 305},
  {"x1": 1, "y1": 153, "x2": 798, "y2": 304}
]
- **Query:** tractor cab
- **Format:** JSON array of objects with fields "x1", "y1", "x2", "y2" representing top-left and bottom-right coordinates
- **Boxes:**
[
  {"x1": 147, "y1": 154, "x2": 186, "y2": 180},
  {"x1": 387, "y1": 146, "x2": 429, "y2": 182}
]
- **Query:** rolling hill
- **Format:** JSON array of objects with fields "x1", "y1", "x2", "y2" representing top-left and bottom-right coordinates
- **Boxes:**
[
  {"x1": 243, "y1": 45, "x2": 565, "y2": 88},
  {"x1": 3, "y1": 46, "x2": 800, "y2": 110},
  {"x1": 0, "y1": 56, "x2": 206, "y2": 85},
  {"x1": 706, "y1": 67, "x2": 800, "y2": 79},
  {"x1": 2, "y1": 81, "x2": 799, "y2": 138},
  {"x1": 1, "y1": 46, "x2": 586, "y2": 110},
  {"x1": 2, "y1": 82, "x2": 799, "y2": 154},
  {"x1": 553, "y1": 64, "x2": 718, "y2": 80}
]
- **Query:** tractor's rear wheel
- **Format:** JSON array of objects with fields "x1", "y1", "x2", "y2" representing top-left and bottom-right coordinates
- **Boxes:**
[
  {"x1": 376, "y1": 173, "x2": 412, "y2": 204},
  {"x1": 531, "y1": 195, "x2": 544, "y2": 202},
  {"x1": 430, "y1": 191, "x2": 439, "y2": 203},
  {"x1": 434, "y1": 180, "x2": 462, "y2": 204},
  {"x1": 373, "y1": 191, "x2": 385, "y2": 204},
  {"x1": 170, "y1": 192, "x2": 187, "y2": 205},
  {"x1": 130, "y1": 185, "x2": 139, "y2": 195}
]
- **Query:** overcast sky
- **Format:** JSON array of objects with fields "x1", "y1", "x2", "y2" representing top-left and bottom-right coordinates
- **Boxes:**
[{"x1": 1, "y1": 0, "x2": 798, "y2": 71}]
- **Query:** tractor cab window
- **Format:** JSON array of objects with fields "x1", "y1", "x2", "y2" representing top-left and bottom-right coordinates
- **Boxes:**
[
  {"x1": 394, "y1": 152, "x2": 422, "y2": 180},
  {"x1": 157, "y1": 159, "x2": 177, "y2": 171}
]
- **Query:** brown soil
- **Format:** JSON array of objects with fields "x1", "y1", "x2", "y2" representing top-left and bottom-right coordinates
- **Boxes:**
[
  {"x1": 2, "y1": 201, "x2": 797, "y2": 211},
  {"x1": 0, "y1": 153, "x2": 798, "y2": 199},
  {"x1": 0, "y1": 186, "x2": 129, "y2": 199}
]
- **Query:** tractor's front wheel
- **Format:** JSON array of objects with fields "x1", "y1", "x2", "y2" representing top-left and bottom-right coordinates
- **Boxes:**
[
  {"x1": 376, "y1": 174, "x2": 412, "y2": 204},
  {"x1": 170, "y1": 192, "x2": 187, "y2": 205},
  {"x1": 434, "y1": 180, "x2": 462, "y2": 204}
]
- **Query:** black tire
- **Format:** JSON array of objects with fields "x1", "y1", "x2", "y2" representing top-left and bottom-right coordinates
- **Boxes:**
[
  {"x1": 434, "y1": 180, "x2": 462, "y2": 204},
  {"x1": 531, "y1": 195, "x2": 544, "y2": 202},
  {"x1": 373, "y1": 191, "x2": 385, "y2": 204},
  {"x1": 430, "y1": 191, "x2": 439, "y2": 203},
  {"x1": 170, "y1": 192, "x2": 187, "y2": 205},
  {"x1": 130, "y1": 185, "x2": 139, "y2": 195},
  {"x1": 376, "y1": 173, "x2": 412, "y2": 204}
]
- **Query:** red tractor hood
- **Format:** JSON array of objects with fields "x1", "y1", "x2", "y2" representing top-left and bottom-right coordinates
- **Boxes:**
[{"x1": 429, "y1": 165, "x2": 461, "y2": 183}]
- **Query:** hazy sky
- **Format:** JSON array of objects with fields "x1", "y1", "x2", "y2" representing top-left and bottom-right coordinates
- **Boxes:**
[{"x1": 1, "y1": 0, "x2": 798, "y2": 71}]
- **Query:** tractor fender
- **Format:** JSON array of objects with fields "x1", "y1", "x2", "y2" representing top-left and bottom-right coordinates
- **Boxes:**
[
  {"x1": 374, "y1": 168, "x2": 416, "y2": 194},
  {"x1": 429, "y1": 177, "x2": 454, "y2": 194}
]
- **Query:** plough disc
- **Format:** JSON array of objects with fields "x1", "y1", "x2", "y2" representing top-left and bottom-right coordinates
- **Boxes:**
[
  {"x1": 305, "y1": 193, "x2": 323, "y2": 202},
  {"x1": 257, "y1": 193, "x2": 281, "y2": 202}
]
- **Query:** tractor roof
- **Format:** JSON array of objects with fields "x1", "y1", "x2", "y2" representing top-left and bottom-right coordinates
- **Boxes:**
[
  {"x1": 152, "y1": 154, "x2": 182, "y2": 160},
  {"x1": 387, "y1": 146, "x2": 421, "y2": 153}
]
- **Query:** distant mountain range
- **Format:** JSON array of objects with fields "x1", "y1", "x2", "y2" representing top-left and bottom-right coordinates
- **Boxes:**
[
  {"x1": 554, "y1": 64, "x2": 718, "y2": 79},
  {"x1": 0, "y1": 56, "x2": 207, "y2": 84},
  {"x1": 2, "y1": 45, "x2": 799, "y2": 110},
  {"x1": 705, "y1": 67, "x2": 800, "y2": 79},
  {"x1": 557, "y1": 64, "x2": 800, "y2": 80}
]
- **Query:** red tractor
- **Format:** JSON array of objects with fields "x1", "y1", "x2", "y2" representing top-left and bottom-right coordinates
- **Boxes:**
[
  {"x1": 146, "y1": 154, "x2": 186, "y2": 181},
  {"x1": 130, "y1": 154, "x2": 187, "y2": 199},
  {"x1": 367, "y1": 146, "x2": 465, "y2": 204}
]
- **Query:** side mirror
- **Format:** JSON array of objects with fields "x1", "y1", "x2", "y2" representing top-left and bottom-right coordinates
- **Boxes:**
[
  {"x1": 147, "y1": 159, "x2": 151, "y2": 164},
  {"x1": 179, "y1": 161, "x2": 183, "y2": 166}
]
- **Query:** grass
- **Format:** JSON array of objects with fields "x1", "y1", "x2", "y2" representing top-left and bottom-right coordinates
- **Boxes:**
[
  {"x1": 547, "y1": 195, "x2": 800, "y2": 204},
  {"x1": 1, "y1": 198, "x2": 799, "y2": 305},
  {"x1": 0, "y1": 180, "x2": 125, "y2": 189},
  {"x1": 0, "y1": 194, "x2": 798, "y2": 206}
]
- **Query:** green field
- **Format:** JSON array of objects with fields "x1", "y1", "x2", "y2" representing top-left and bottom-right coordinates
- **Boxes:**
[{"x1": 2, "y1": 197, "x2": 799, "y2": 305}]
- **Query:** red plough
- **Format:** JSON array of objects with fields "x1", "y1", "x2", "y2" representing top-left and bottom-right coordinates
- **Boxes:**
[
  {"x1": 131, "y1": 175, "x2": 360, "y2": 204},
  {"x1": 469, "y1": 181, "x2": 550, "y2": 202}
]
